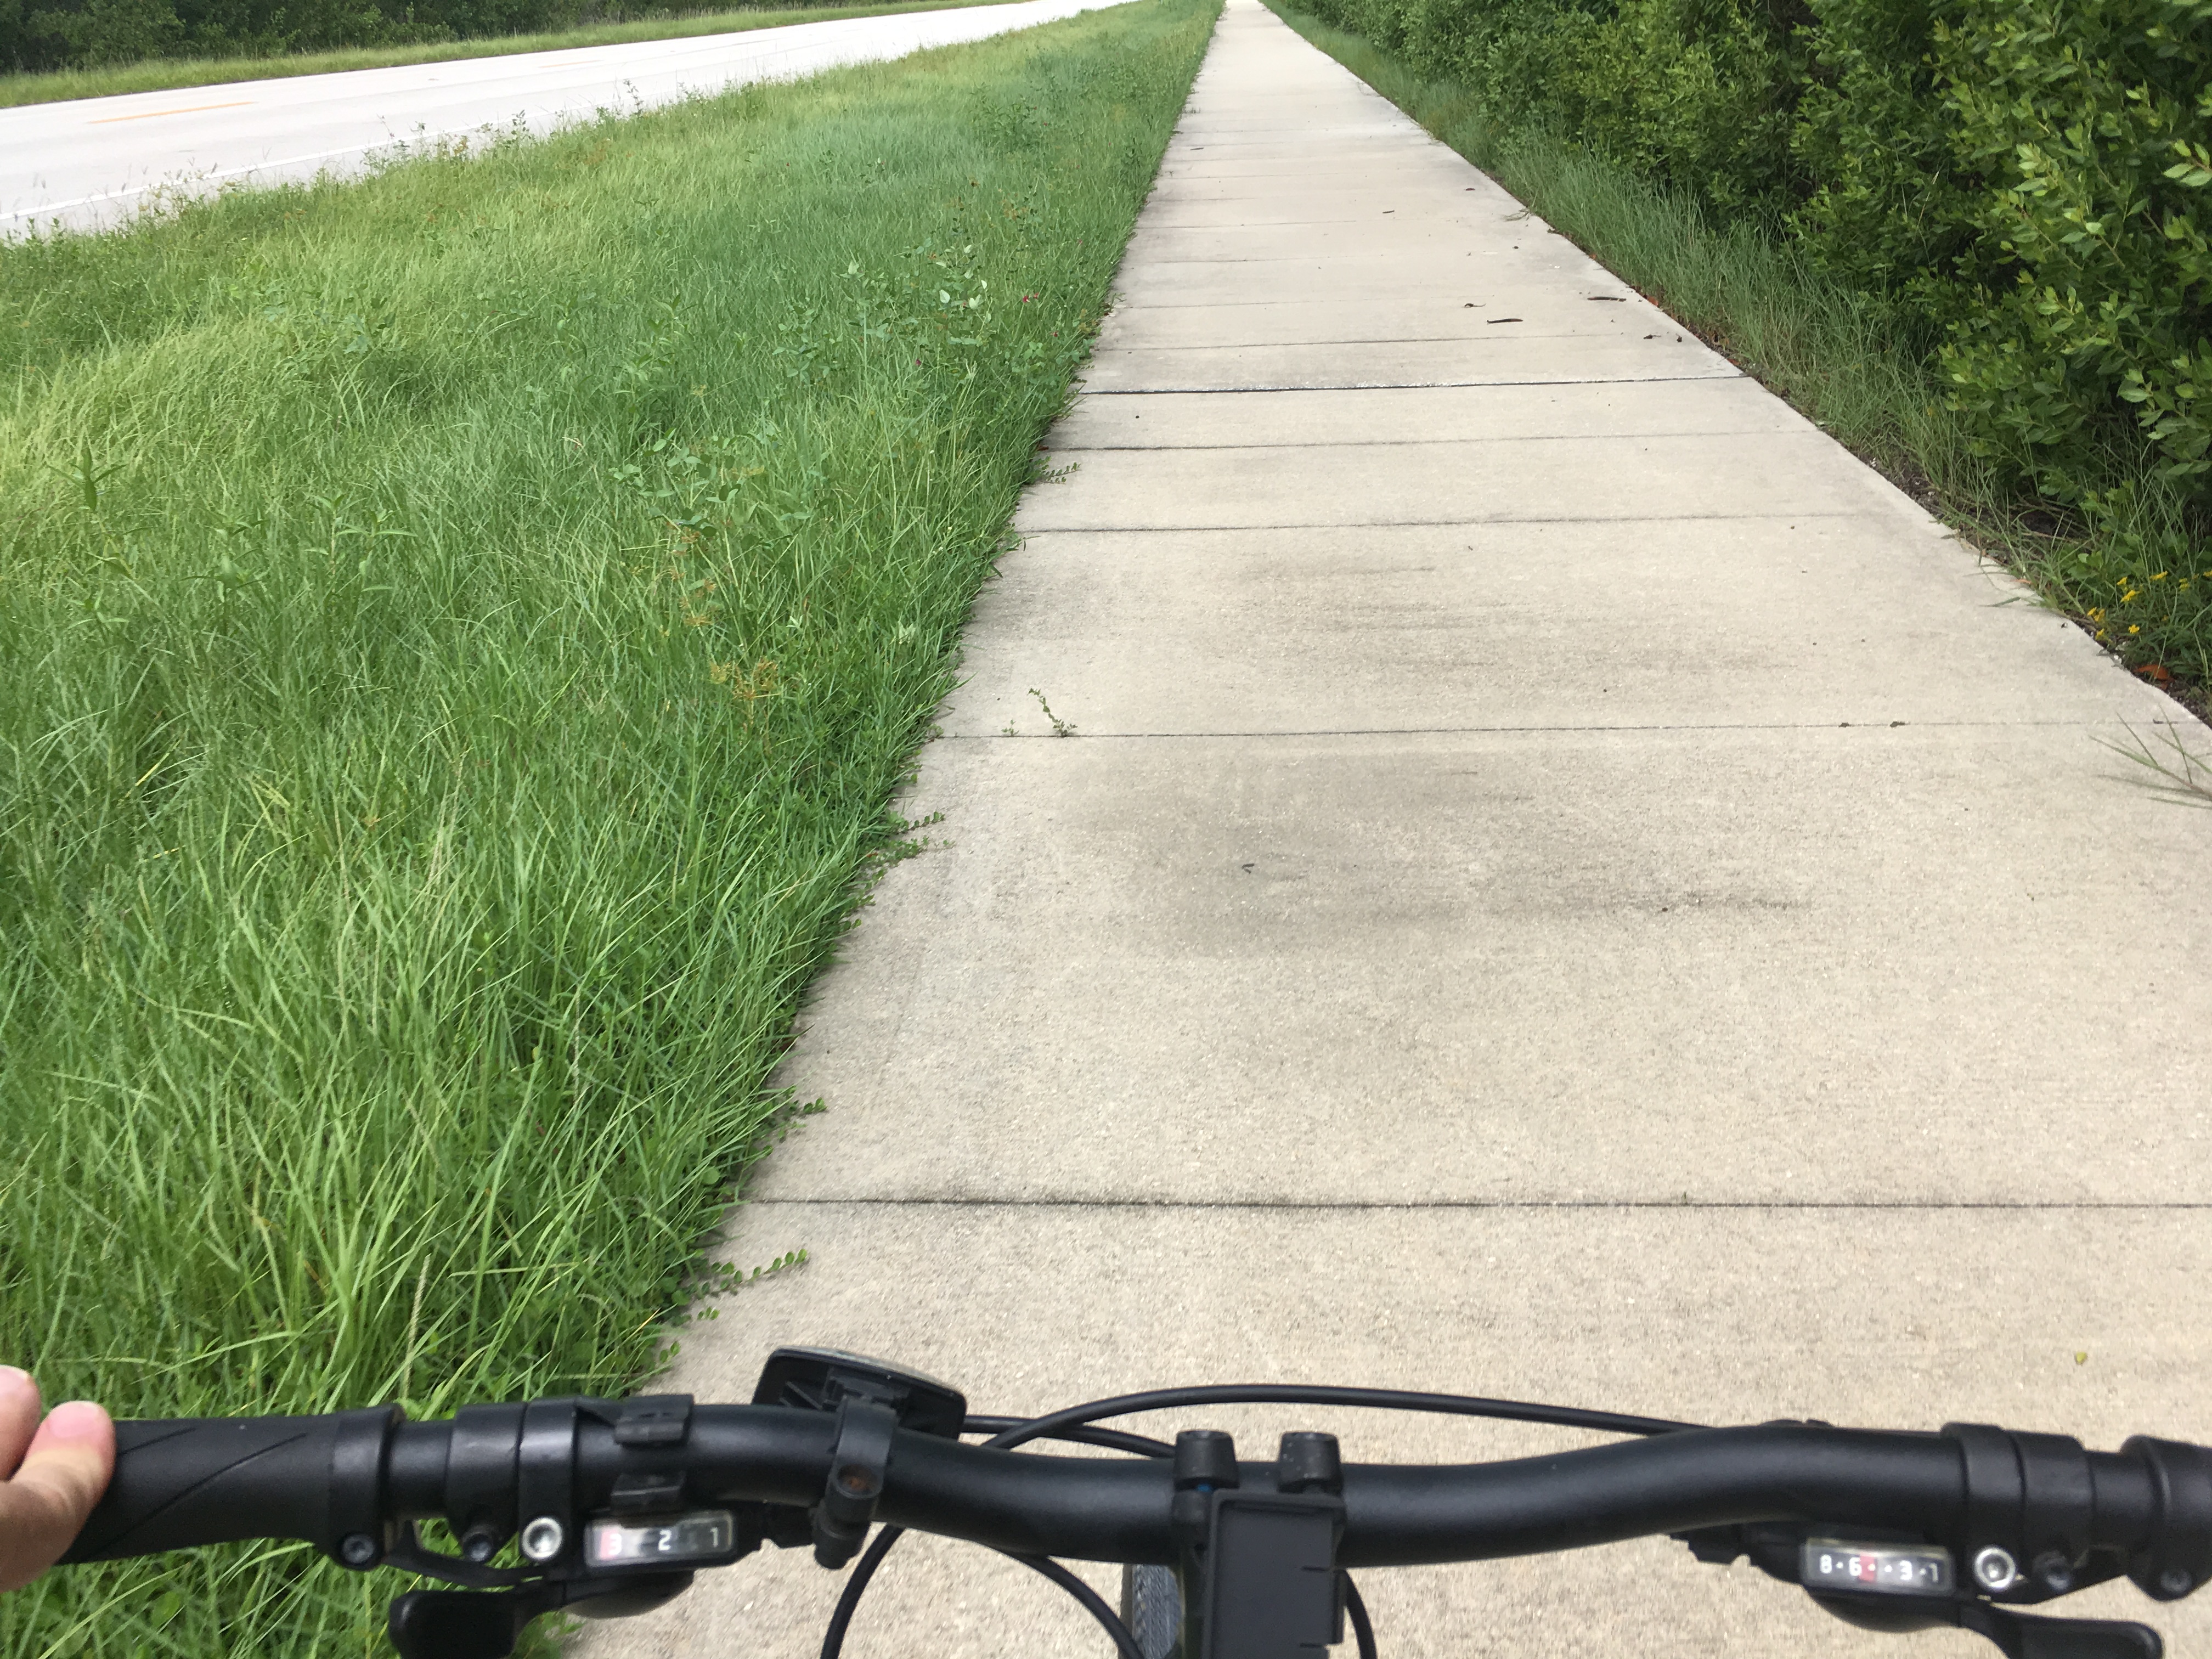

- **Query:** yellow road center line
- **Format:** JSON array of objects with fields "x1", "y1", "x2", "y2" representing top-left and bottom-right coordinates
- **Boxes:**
[{"x1": 89, "y1": 100, "x2": 252, "y2": 123}]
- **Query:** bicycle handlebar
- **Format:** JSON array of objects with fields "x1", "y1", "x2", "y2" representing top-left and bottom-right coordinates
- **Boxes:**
[
  {"x1": 50, "y1": 1352, "x2": 2212, "y2": 1659},
  {"x1": 61, "y1": 1404, "x2": 2212, "y2": 1578}
]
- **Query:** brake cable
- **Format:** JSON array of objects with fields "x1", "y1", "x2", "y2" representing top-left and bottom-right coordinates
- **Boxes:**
[{"x1": 820, "y1": 1384, "x2": 1700, "y2": 1659}]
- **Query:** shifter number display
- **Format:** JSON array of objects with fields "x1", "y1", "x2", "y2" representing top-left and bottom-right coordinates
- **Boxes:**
[
  {"x1": 586, "y1": 1510, "x2": 737, "y2": 1567},
  {"x1": 1802, "y1": 1539, "x2": 1952, "y2": 1596}
]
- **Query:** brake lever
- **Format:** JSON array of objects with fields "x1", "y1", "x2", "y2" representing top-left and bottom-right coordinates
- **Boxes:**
[
  {"x1": 387, "y1": 1573, "x2": 693, "y2": 1659},
  {"x1": 387, "y1": 1585, "x2": 562, "y2": 1659},
  {"x1": 1954, "y1": 1602, "x2": 2162, "y2": 1659}
]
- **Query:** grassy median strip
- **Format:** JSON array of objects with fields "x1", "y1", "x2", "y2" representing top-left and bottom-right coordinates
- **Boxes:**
[
  {"x1": 0, "y1": 0, "x2": 1039, "y2": 110},
  {"x1": 0, "y1": 0, "x2": 1215, "y2": 1650},
  {"x1": 1267, "y1": 2, "x2": 2212, "y2": 715}
]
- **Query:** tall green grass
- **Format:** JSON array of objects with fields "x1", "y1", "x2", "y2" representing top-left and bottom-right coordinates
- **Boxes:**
[
  {"x1": 1268, "y1": 2, "x2": 2212, "y2": 709},
  {"x1": 0, "y1": 0, "x2": 1034, "y2": 110},
  {"x1": 0, "y1": 0, "x2": 1218, "y2": 1651}
]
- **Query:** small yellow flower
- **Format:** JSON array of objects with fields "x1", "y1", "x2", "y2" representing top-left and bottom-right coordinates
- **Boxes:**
[
  {"x1": 2129, "y1": 624, "x2": 2142, "y2": 635},
  {"x1": 2122, "y1": 589, "x2": 2141, "y2": 602},
  {"x1": 2087, "y1": 607, "x2": 2104, "y2": 620},
  {"x1": 2151, "y1": 572, "x2": 2166, "y2": 580}
]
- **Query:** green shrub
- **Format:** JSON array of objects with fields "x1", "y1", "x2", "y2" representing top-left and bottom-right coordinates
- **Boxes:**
[
  {"x1": 1295, "y1": 0, "x2": 2211, "y2": 633},
  {"x1": 1561, "y1": 0, "x2": 1798, "y2": 215},
  {"x1": 1787, "y1": 0, "x2": 1973, "y2": 312},
  {"x1": 1299, "y1": 0, "x2": 1801, "y2": 213},
  {"x1": 1936, "y1": 0, "x2": 2212, "y2": 511}
]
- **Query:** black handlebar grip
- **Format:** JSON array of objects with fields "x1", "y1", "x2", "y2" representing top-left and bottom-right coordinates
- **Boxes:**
[{"x1": 60, "y1": 1407, "x2": 400, "y2": 1565}]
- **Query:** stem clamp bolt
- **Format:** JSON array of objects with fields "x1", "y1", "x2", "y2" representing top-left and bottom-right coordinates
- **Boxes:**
[
  {"x1": 1973, "y1": 1547, "x2": 2020, "y2": 1593},
  {"x1": 520, "y1": 1516, "x2": 566, "y2": 1563}
]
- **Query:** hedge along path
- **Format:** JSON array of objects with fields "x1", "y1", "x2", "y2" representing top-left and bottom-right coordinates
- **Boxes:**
[
  {"x1": 580, "y1": 2, "x2": 2212, "y2": 1656},
  {"x1": 1280, "y1": 0, "x2": 2212, "y2": 693},
  {"x1": 0, "y1": 1, "x2": 1219, "y2": 1654}
]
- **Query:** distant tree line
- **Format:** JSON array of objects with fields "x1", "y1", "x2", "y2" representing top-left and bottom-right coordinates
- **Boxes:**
[{"x1": 2, "y1": 0, "x2": 617, "y2": 72}]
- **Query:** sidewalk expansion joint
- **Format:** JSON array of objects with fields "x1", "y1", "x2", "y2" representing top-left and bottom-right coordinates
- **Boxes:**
[
  {"x1": 1013, "y1": 510, "x2": 1865, "y2": 532},
  {"x1": 1097, "y1": 332, "x2": 1670, "y2": 351},
  {"x1": 1127, "y1": 253, "x2": 1577, "y2": 268},
  {"x1": 744, "y1": 1197, "x2": 2212, "y2": 1212},
  {"x1": 1080, "y1": 374, "x2": 1743, "y2": 393},
  {"x1": 1054, "y1": 430, "x2": 1804, "y2": 452},
  {"x1": 939, "y1": 718, "x2": 2110, "y2": 741}
]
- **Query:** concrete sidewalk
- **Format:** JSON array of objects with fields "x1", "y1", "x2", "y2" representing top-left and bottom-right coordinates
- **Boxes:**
[{"x1": 589, "y1": 2, "x2": 2212, "y2": 1655}]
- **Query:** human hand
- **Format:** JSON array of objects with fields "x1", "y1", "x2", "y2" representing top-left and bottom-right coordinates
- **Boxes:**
[{"x1": 0, "y1": 1367, "x2": 114, "y2": 1594}]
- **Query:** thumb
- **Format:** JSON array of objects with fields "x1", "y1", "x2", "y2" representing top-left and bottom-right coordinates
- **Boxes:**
[{"x1": 1, "y1": 1402, "x2": 116, "y2": 1595}]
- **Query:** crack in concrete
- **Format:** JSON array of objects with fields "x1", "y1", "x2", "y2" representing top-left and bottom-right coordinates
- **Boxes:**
[
  {"x1": 747, "y1": 1197, "x2": 2212, "y2": 1211},
  {"x1": 1013, "y1": 508, "x2": 1862, "y2": 531},
  {"x1": 934, "y1": 719, "x2": 2131, "y2": 740},
  {"x1": 1080, "y1": 372, "x2": 1743, "y2": 391}
]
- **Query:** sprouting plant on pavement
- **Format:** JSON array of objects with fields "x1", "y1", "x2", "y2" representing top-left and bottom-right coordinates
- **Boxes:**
[
  {"x1": 2100, "y1": 723, "x2": 2212, "y2": 809},
  {"x1": 1029, "y1": 686, "x2": 1077, "y2": 736}
]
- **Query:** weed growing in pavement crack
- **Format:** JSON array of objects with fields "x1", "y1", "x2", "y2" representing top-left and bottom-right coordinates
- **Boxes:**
[{"x1": 1029, "y1": 686, "x2": 1076, "y2": 736}]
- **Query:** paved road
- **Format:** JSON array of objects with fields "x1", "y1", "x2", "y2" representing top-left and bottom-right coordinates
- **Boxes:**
[
  {"x1": 587, "y1": 2, "x2": 2212, "y2": 1655},
  {"x1": 1, "y1": 0, "x2": 1135, "y2": 235}
]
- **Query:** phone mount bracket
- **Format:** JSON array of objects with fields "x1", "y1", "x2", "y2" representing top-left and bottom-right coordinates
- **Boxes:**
[
  {"x1": 1197, "y1": 1489, "x2": 1346, "y2": 1659},
  {"x1": 1169, "y1": 1429, "x2": 1348, "y2": 1659}
]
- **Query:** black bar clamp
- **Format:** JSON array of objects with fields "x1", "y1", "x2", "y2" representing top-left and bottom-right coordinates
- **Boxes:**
[
  {"x1": 812, "y1": 1399, "x2": 899, "y2": 1569},
  {"x1": 326, "y1": 1404, "x2": 403, "y2": 1572},
  {"x1": 746, "y1": 1347, "x2": 970, "y2": 1570},
  {"x1": 612, "y1": 1395, "x2": 693, "y2": 1447},
  {"x1": 2120, "y1": 1438, "x2": 2212, "y2": 1603},
  {"x1": 1940, "y1": 1423, "x2": 2210, "y2": 1607}
]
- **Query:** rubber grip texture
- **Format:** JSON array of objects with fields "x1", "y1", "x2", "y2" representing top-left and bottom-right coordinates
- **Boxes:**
[{"x1": 60, "y1": 1415, "x2": 346, "y2": 1563}]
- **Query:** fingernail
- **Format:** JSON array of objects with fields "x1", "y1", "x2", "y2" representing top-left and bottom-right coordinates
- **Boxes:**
[
  {"x1": 42, "y1": 1402, "x2": 108, "y2": 1438},
  {"x1": 0, "y1": 1365, "x2": 28, "y2": 1387}
]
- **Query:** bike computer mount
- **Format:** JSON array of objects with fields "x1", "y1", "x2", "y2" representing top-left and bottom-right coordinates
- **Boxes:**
[
  {"x1": 380, "y1": 1350, "x2": 968, "y2": 1659},
  {"x1": 1671, "y1": 1422, "x2": 2208, "y2": 1659},
  {"x1": 751, "y1": 1345, "x2": 968, "y2": 1568}
]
